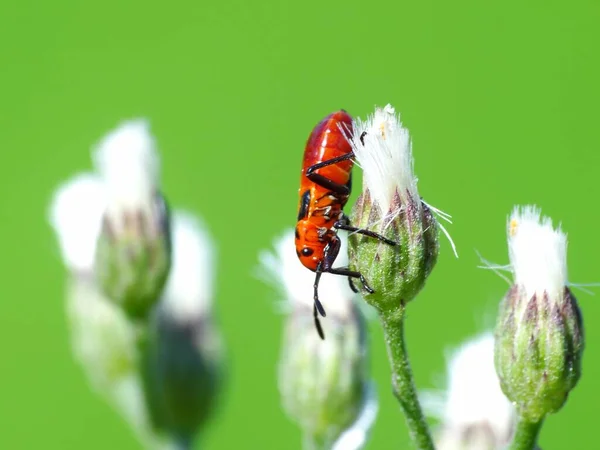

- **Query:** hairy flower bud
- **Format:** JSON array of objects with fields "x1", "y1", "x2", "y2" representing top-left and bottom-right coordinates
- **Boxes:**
[
  {"x1": 347, "y1": 105, "x2": 444, "y2": 311},
  {"x1": 93, "y1": 119, "x2": 171, "y2": 319},
  {"x1": 495, "y1": 206, "x2": 584, "y2": 423},
  {"x1": 260, "y1": 231, "x2": 376, "y2": 449}
]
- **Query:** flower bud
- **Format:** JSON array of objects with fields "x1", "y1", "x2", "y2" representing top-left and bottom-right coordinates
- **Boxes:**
[
  {"x1": 260, "y1": 231, "x2": 376, "y2": 449},
  {"x1": 494, "y1": 206, "x2": 584, "y2": 423},
  {"x1": 50, "y1": 173, "x2": 173, "y2": 448},
  {"x1": 93, "y1": 119, "x2": 171, "y2": 320},
  {"x1": 347, "y1": 105, "x2": 442, "y2": 311},
  {"x1": 141, "y1": 212, "x2": 223, "y2": 446},
  {"x1": 424, "y1": 333, "x2": 515, "y2": 450}
]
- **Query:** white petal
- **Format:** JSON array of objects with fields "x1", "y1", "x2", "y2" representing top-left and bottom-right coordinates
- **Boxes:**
[
  {"x1": 49, "y1": 173, "x2": 106, "y2": 273},
  {"x1": 161, "y1": 211, "x2": 216, "y2": 321}
]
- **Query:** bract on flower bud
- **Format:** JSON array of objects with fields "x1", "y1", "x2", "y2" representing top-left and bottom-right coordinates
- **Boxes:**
[
  {"x1": 259, "y1": 231, "x2": 376, "y2": 449},
  {"x1": 93, "y1": 119, "x2": 171, "y2": 320},
  {"x1": 141, "y1": 212, "x2": 223, "y2": 447},
  {"x1": 347, "y1": 105, "x2": 441, "y2": 312},
  {"x1": 495, "y1": 206, "x2": 584, "y2": 423}
]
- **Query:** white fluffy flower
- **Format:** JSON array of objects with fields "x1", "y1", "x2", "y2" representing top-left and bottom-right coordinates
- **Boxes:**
[
  {"x1": 92, "y1": 119, "x2": 160, "y2": 228},
  {"x1": 161, "y1": 211, "x2": 216, "y2": 322},
  {"x1": 348, "y1": 104, "x2": 418, "y2": 216},
  {"x1": 49, "y1": 173, "x2": 106, "y2": 274},
  {"x1": 424, "y1": 333, "x2": 515, "y2": 449},
  {"x1": 258, "y1": 229, "x2": 355, "y2": 319},
  {"x1": 508, "y1": 205, "x2": 567, "y2": 300}
]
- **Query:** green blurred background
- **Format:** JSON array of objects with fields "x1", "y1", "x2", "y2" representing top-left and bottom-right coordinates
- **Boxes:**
[{"x1": 1, "y1": 0, "x2": 599, "y2": 448}]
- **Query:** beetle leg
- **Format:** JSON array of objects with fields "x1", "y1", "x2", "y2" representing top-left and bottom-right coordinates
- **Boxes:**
[
  {"x1": 306, "y1": 153, "x2": 354, "y2": 195},
  {"x1": 313, "y1": 266, "x2": 327, "y2": 340},
  {"x1": 334, "y1": 216, "x2": 397, "y2": 246},
  {"x1": 348, "y1": 277, "x2": 359, "y2": 293},
  {"x1": 313, "y1": 303, "x2": 325, "y2": 340},
  {"x1": 313, "y1": 269, "x2": 326, "y2": 318},
  {"x1": 327, "y1": 266, "x2": 375, "y2": 294}
]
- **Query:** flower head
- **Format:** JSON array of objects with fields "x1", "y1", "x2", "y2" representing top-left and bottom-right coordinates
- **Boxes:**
[
  {"x1": 425, "y1": 333, "x2": 515, "y2": 450},
  {"x1": 495, "y1": 206, "x2": 584, "y2": 422},
  {"x1": 92, "y1": 119, "x2": 171, "y2": 319},
  {"x1": 259, "y1": 230, "x2": 375, "y2": 449},
  {"x1": 347, "y1": 105, "x2": 440, "y2": 311}
]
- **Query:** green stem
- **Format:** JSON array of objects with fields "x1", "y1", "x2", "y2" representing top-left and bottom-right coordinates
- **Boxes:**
[
  {"x1": 380, "y1": 304, "x2": 434, "y2": 450},
  {"x1": 509, "y1": 416, "x2": 543, "y2": 450}
]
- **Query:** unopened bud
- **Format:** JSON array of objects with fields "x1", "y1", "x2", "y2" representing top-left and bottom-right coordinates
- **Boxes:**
[
  {"x1": 347, "y1": 105, "x2": 441, "y2": 312},
  {"x1": 495, "y1": 206, "x2": 584, "y2": 423},
  {"x1": 93, "y1": 119, "x2": 171, "y2": 319},
  {"x1": 141, "y1": 212, "x2": 223, "y2": 446},
  {"x1": 260, "y1": 231, "x2": 376, "y2": 449}
]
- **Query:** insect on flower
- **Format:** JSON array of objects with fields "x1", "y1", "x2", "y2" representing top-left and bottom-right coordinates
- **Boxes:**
[{"x1": 295, "y1": 110, "x2": 396, "y2": 339}]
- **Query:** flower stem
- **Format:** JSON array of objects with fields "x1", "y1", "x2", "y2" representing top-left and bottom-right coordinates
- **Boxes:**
[
  {"x1": 380, "y1": 303, "x2": 434, "y2": 450},
  {"x1": 509, "y1": 416, "x2": 543, "y2": 450}
]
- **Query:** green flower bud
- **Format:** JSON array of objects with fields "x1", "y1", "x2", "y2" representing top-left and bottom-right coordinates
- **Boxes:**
[
  {"x1": 346, "y1": 105, "x2": 445, "y2": 312},
  {"x1": 279, "y1": 304, "x2": 367, "y2": 448},
  {"x1": 494, "y1": 206, "x2": 584, "y2": 423},
  {"x1": 260, "y1": 231, "x2": 376, "y2": 449},
  {"x1": 92, "y1": 119, "x2": 172, "y2": 320},
  {"x1": 140, "y1": 212, "x2": 222, "y2": 447},
  {"x1": 142, "y1": 310, "x2": 222, "y2": 447},
  {"x1": 95, "y1": 199, "x2": 171, "y2": 320}
]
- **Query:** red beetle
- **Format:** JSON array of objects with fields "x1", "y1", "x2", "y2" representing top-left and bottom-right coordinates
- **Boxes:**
[{"x1": 295, "y1": 110, "x2": 395, "y2": 339}]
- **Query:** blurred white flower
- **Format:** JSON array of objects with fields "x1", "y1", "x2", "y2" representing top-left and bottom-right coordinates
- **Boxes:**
[
  {"x1": 258, "y1": 229, "x2": 354, "y2": 320},
  {"x1": 423, "y1": 333, "x2": 515, "y2": 450},
  {"x1": 260, "y1": 230, "x2": 376, "y2": 450},
  {"x1": 161, "y1": 212, "x2": 215, "y2": 322},
  {"x1": 49, "y1": 122, "x2": 221, "y2": 449},
  {"x1": 143, "y1": 211, "x2": 223, "y2": 447},
  {"x1": 90, "y1": 119, "x2": 170, "y2": 318},
  {"x1": 93, "y1": 119, "x2": 161, "y2": 228}
]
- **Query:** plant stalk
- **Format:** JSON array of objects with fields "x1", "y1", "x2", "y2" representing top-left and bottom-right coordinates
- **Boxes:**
[
  {"x1": 509, "y1": 416, "x2": 543, "y2": 450},
  {"x1": 380, "y1": 303, "x2": 434, "y2": 450}
]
